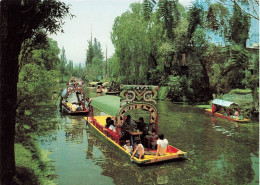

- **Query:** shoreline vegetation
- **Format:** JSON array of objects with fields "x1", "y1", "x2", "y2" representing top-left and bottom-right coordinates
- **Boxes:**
[{"x1": 14, "y1": 98, "x2": 59, "y2": 185}]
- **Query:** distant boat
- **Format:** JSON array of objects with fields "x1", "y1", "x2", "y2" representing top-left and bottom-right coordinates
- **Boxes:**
[
  {"x1": 60, "y1": 79, "x2": 88, "y2": 115},
  {"x1": 205, "y1": 99, "x2": 250, "y2": 123}
]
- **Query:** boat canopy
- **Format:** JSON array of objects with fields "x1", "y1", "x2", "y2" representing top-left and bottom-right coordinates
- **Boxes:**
[
  {"x1": 212, "y1": 99, "x2": 238, "y2": 107},
  {"x1": 90, "y1": 96, "x2": 121, "y2": 117}
]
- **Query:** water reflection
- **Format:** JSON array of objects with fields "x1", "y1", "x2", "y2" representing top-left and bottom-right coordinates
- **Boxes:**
[{"x1": 37, "y1": 97, "x2": 259, "y2": 185}]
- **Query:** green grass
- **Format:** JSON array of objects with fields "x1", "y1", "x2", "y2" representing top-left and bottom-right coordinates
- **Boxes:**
[
  {"x1": 196, "y1": 105, "x2": 211, "y2": 109},
  {"x1": 228, "y1": 88, "x2": 252, "y2": 95},
  {"x1": 14, "y1": 143, "x2": 56, "y2": 185}
]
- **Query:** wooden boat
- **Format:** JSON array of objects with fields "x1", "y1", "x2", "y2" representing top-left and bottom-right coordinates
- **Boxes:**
[
  {"x1": 60, "y1": 80, "x2": 88, "y2": 115},
  {"x1": 84, "y1": 85, "x2": 187, "y2": 165},
  {"x1": 206, "y1": 99, "x2": 250, "y2": 123}
]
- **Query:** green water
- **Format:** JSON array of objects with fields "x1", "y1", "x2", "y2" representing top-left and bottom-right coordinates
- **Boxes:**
[{"x1": 38, "y1": 87, "x2": 259, "y2": 185}]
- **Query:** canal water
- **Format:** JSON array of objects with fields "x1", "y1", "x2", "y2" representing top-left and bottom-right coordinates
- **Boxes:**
[{"x1": 37, "y1": 87, "x2": 259, "y2": 185}]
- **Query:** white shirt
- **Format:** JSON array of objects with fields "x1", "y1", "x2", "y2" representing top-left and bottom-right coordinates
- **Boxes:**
[
  {"x1": 109, "y1": 125, "x2": 116, "y2": 132},
  {"x1": 157, "y1": 139, "x2": 168, "y2": 156},
  {"x1": 137, "y1": 143, "x2": 144, "y2": 155}
]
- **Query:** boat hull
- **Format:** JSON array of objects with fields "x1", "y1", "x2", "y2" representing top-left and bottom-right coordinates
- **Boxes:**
[
  {"x1": 84, "y1": 116, "x2": 187, "y2": 165},
  {"x1": 205, "y1": 109, "x2": 250, "y2": 123}
]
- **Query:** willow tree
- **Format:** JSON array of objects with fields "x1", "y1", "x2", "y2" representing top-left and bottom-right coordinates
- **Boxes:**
[
  {"x1": 111, "y1": 3, "x2": 163, "y2": 84},
  {"x1": 0, "y1": 0, "x2": 71, "y2": 183}
]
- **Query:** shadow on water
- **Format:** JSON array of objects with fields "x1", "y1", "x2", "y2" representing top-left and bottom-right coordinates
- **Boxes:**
[{"x1": 36, "y1": 88, "x2": 259, "y2": 185}]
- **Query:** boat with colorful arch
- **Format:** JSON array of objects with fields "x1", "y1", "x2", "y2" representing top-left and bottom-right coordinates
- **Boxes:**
[
  {"x1": 60, "y1": 79, "x2": 88, "y2": 115},
  {"x1": 84, "y1": 85, "x2": 187, "y2": 165}
]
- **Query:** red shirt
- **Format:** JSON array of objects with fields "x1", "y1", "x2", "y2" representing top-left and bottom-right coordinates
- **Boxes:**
[{"x1": 212, "y1": 104, "x2": 216, "y2": 113}]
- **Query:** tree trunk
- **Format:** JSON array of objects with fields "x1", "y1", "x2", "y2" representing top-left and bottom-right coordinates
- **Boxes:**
[{"x1": 0, "y1": 1, "x2": 22, "y2": 184}]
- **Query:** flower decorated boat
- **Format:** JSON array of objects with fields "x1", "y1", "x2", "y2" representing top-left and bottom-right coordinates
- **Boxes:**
[
  {"x1": 60, "y1": 79, "x2": 88, "y2": 115},
  {"x1": 84, "y1": 85, "x2": 187, "y2": 165},
  {"x1": 205, "y1": 99, "x2": 250, "y2": 123}
]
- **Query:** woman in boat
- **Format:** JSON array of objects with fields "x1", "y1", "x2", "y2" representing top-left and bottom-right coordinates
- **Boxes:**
[
  {"x1": 108, "y1": 120, "x2": 116, "y2": 132},
  {"x1": 123, "y1": 140, "x2": 133, "y2": 154},
  {"x1": 155, "y1": 134, "x2": 170, "y2": 157},
  {"x1": 130, "y1": 139, "x2": 144, "y2": 160},
  {"x1": 124, "y1": 115, "x2": 137, "y2": 128},
  {"x1": 105, "y1": 117, "x2": 112, "y2": 129},
  {"x1": 146, "y1": 129, "x2": 158, "y2": 150},
  {"x1": 212, "y1": 104, "x2": 217, "y2": 113},
  {"x1": 76, "y1": 104, "x2": 83, "y2": 111}
]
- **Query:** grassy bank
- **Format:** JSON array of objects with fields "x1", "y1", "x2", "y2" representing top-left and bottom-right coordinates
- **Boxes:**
[
  {"x1": 14, "y1": 99, "x2": 58, "y2": 185},
  {"x1": 14, "y1": 142, "x2": 55, "y2": 185}
]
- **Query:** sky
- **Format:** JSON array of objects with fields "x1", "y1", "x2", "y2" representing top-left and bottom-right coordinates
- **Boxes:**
[{"x1": 50, "y1": 0, "x2": 194, "y2": 65}]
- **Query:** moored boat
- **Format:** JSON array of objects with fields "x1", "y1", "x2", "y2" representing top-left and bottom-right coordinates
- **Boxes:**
[
  {"x1": 84, "y1": 85, "x2": 187, "y2": 165},
  {"x1": 60, "y1": 79, "x2": 88, "y2": 115},
  {"x1": 206, "y1": 99, "x2": 250, "y2": 123}
]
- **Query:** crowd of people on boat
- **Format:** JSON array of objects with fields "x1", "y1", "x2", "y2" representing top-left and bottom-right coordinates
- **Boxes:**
[{"x1": 104, "y1": 114, "x2": 170, "y2": 160}]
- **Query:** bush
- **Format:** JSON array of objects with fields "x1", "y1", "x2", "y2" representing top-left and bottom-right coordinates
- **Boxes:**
[{"x1": 158, "y1": 86, "x2": 170, "y2": 100}]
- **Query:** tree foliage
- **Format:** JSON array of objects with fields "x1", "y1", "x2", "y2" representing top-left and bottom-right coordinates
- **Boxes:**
[
  {"x1": 85, "y1": 37, "x2": 104, "y2": 81},
  {"x1": 0, "y1": 0, "x2": 72, "y2": 183}
]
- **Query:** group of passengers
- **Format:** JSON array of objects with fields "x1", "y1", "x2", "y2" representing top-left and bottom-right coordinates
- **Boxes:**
[
  {"x1": 104, "y1": 115, "x2": 170, "y2": 160},
  {"x1": 67, "y1": 101, "x2": 84, "y2": 112},
  {"x1": 105, "y1": 117, "x2": 116, "y2": 132},
  {"x1": 212, "y1": 104, "x2": 240, "y2": 118},
  {"x1": 129, "y1": 134, "x2": 170, "y2": 160}
]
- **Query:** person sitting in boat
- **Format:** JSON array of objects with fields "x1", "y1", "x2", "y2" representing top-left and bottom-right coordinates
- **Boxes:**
[
  {"x1": 137, "y1": 117, "x2": 145, "y2": 132},
  {"x1": 148, "y1": 122, "x2": 156, "y2": 135},
  {"x1": 231, "y1": 109, "x2": 240, "y2": 119},
  {"x1": 212, "y1": 104, "x2": 217, "y2": 113},
  {"x1": 130, "y1": 139, "x2": 144, "y2": 160},
  {"x1": 108, "y1": 120, "x2": 116, "y2": 132},
  {"x1": 122, "y1": 115, "x2": 137, "y2": 130},
  {"x1": 71, "y1": 102, "x2": 78, "y2": 112},
  {"x1": 137, "y1": 117, "x2": 147, "y2": 141},
  {"x1": 85, "y1": 97, "x2": 90, "y2": 107},
  {"x1": 76, "y1": 104, "x2": 83, "y2": 111},
  {"x1": 123, "y1": 140, "x2": 133, "y2": 154},
  {"x1": 146, "y1": 130, "x2": 158, "y2": 150},
  {"x1": 105, "y1": 117, "x2": 112, "y2": 129},
  {"x1": 155, "y1": 134, "x2": 170, "y2": 157}
]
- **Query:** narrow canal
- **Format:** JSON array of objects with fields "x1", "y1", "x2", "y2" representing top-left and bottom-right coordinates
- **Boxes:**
[{"x1": 37, "y1": 87, "x2": 259, "y2": 185}]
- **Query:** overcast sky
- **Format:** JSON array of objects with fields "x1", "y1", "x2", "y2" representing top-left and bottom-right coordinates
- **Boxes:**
[{"x1": 50, "y1": 0, "x2": 194, "y2": 65}]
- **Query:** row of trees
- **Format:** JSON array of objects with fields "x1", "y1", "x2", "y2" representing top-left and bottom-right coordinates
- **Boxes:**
[{"x1": 107, "y1": 0, "x2": 258, "y2": 104}]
